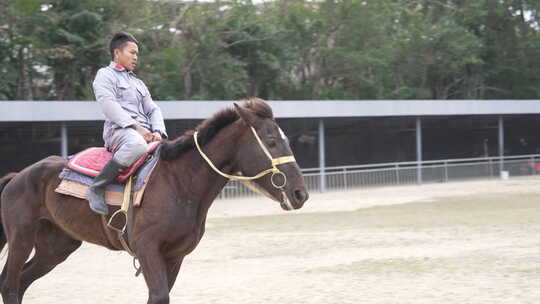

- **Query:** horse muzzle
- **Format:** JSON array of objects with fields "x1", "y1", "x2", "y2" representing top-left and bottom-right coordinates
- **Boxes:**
[{"x1": 280, "y1": 187, "x2": 309, "y2": 211}]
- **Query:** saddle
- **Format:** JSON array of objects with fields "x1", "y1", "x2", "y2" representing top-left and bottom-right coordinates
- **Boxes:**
[
  {"x1": 67, "y1": 141, "x2": 160, "y2": 182},
  {"x1": 56, "y1": 141, "x2": 161, "y2": 207}
]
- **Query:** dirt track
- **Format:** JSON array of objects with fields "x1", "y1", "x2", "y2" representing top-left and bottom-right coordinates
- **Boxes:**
[{"x1": 12, "y1": 177, "x2": 540, "y2": 303}]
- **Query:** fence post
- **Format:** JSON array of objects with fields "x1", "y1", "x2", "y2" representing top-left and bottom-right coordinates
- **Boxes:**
[
  {"x1": 416, "y1": 117, "x2": 423, "y2": 184},
  {"x1": 498, "y1": 116, "x2": 505, "y2": 173},
  {"x1": 444, "y1": 161, "x2": 448, "y2": 182},
  {"x1": 60, "y1": 122, "x2": 68, "y2": 160},
  {"x1": 488, "y1": 158, "x2": 494, "y2": 178},
  {"x1": 318, "y1": 119, "x2": 326, "y2": 192},
  {"x1": 343, "y1": 168, "x2": 348, "y2": 190},
  {"x1": 395, "y1": 164, "x2": 400, "y2": 185}
]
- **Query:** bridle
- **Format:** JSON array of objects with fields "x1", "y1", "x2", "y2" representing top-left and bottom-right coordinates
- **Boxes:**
[
  {"x1": 106, "y1": 124, "x2": 297, "y2": 273},
  {"x1": 193, "y1": 125, "x2": 296, "y2": 206}
]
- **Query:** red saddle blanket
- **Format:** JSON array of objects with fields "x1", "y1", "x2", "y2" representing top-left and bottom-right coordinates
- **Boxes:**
[{"x1": 67, "y1": 141, "x2": 160, "y2": 182}]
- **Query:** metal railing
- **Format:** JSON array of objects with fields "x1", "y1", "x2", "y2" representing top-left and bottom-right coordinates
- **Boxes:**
[{"x1": 218, "y1": 154, "x2": 540, "y2": 199}]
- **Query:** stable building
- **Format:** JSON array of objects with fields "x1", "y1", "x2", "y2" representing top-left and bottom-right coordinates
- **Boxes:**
[{"x1": 1, "y1": 100, "x2": 540, "y2": 185}]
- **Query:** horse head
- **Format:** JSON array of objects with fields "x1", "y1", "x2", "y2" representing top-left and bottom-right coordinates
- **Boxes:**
[{"x1": 232, "y1": 99, "x2": 309, "y2": 210}]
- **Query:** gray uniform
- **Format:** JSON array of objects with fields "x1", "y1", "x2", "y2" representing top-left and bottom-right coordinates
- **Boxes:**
[{"x1": 93, "y1": 62, "x2": 167, "y2": 167}]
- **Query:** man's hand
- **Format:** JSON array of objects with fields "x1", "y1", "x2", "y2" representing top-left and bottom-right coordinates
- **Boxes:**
[
  {"x1": 143, "y1": 132, "x2": 162, "y2": 143},
  {"x1": 150, "y1": 132, "x2": 162, "y2": 142},
  {"x1": 143, "y1": 132, "x2": 154, "y2": 143},
  {"x1": 131, "y1": 124, "x2": 162, "y2": 143},
  {"x1": 132, "y1": 124, "x2": 153, "y2": 143}
]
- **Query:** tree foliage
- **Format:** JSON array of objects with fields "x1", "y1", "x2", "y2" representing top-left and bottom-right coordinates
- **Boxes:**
[{"x1": 1, "y1": 0, "x2": 539, "y2": 100}]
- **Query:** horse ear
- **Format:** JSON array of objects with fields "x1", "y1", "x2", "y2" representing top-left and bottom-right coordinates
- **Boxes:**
[{"x1": 234, "y1": 103, "x2": 259, "y2": 127}]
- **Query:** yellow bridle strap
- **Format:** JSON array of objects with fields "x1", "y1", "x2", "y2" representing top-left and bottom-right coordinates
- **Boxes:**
[
  {"x1": 273, "y1": 156, "x2": 296, "y2": 166},
  {"x1": 193, "y1": 126, "x2": 296, "y2": 181},
  {"x1": 249, "y1": 126, "x2": 274, "y2": 161},
  {"x1": 240, "y1": 180, "x2": 281, "y2": 202},
  {"x1": 194, "y1": 131, "x2": 276, "y2": 180},
  {"x1": 248, "y1": 126, "x2": 296, "y2": 166}
]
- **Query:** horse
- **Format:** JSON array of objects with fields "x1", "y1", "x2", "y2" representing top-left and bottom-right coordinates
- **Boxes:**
[{"x1": 0, "y1": 98, "x2": 309, "y2": 304}]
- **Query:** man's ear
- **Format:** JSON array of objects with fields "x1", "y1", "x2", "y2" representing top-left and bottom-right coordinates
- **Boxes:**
[
  {"x1": 234, "y1": 103, "x2": 259, "y2": 127},
  {"x1": 113, "y1": 48, "x2": 120, "y2": 61}
]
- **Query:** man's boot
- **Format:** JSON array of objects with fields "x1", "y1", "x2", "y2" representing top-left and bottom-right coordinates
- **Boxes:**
[{"x1": 86, "y1": 159, "x2": 126, "y2": 215}]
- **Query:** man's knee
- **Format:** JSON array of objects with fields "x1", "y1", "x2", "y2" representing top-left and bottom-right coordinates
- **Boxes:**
[
  {"x1": 127, "y1": 138, "x2": 148, "y2": 159},
  {"x1": 114, "y1": 138, "x2": 147, "y2": 167}
]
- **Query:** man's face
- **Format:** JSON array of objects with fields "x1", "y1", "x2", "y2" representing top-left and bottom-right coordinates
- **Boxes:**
[{"x1": 115, "y1": 41, "x2": 138, "y2": 71}]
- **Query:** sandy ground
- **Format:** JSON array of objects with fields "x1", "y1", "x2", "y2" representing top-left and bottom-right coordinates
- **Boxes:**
[{"x1": 8, "y1": 177, "x2": 540, "y2": 303}]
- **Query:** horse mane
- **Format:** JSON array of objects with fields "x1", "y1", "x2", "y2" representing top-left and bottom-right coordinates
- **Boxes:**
[{"x1": 160, "y1": 98, "x2": 273, "y2": 160}]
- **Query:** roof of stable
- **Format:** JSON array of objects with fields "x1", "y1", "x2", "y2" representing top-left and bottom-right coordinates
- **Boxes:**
[{"x1": 1, "y1": 100, "x2": 539, "y2": 122}]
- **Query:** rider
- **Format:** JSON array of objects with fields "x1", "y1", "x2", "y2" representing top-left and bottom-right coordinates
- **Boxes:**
[{"x1": 87, "y1": 32, "x2": 167, "y2": 215}]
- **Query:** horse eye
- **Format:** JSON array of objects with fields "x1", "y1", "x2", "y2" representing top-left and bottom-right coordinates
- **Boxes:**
[{"x1": 267, "y1": 138, "x2": 277, "y2": 148}]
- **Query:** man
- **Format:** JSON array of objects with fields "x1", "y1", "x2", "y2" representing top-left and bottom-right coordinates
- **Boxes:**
[{"x1": 87, "y1": 32, "x2": 167, "y2": 215}]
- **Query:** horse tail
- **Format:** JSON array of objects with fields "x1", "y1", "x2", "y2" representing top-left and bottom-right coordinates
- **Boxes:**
[{"x1": 0, "y1": 173, "x2": 17, "y2": 252}]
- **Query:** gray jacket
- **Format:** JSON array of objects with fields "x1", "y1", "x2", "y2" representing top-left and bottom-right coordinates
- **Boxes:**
[{"x1": 92, "y1": 62, "x2": 168, "y2": 141}]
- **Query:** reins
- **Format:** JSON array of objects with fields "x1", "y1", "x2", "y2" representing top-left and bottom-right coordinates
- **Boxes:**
[
  {"x1": 193, "y1": 126, "x2": 296, "y2": 196},
  {"x1": 110, "y1": 123, "x2": 296, "y2": 276}
]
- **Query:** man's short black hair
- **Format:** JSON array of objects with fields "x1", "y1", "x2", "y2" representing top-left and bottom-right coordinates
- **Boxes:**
[{"x1": 109, "y1": 32, "x2": 139, "y2": 59}]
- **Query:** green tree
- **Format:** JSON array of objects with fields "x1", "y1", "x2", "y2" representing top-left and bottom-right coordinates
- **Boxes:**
[
  {"x1": 0, "y1": 0, "x2": 152, "y2": 100},
  {"x1": 1, "y1": 0, "x2": 540, "y2": 101}
]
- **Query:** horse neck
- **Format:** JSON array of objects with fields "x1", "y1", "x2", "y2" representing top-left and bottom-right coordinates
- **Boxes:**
[{"x1": 166, "y1": 120, "x2": 244, "y2": 205}]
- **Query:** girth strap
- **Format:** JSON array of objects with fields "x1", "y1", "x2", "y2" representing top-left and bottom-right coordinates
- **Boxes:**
[{"x1": 106, "y1": 177, "x2": 142, "y2": 276}]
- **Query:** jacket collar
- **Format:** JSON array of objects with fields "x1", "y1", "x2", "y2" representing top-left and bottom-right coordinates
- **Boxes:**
[{"x1": 108, "y1": 61, "x2": 135, "y2": 75}]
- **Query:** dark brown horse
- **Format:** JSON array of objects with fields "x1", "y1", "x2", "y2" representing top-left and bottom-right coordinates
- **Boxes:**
[{"x1": 0, "y1": 98, "x2": 309, "y2": 304}]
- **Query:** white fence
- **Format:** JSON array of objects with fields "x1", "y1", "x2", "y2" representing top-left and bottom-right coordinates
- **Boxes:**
[{"x1": 218, "y1": 154, "x2": 540, "y2": 199}]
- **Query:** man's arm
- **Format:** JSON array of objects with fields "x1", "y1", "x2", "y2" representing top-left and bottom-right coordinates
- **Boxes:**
[
  {"x1": 140, "y1": 84, "x2": 168, "y2": 139},
  {"x1": 93, "y1": 69, "x2": 137, "y2": 129}
]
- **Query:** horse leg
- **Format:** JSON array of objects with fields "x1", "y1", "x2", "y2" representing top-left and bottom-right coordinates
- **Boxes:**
[
  {"x1": 166, "y1": 257, "x2": 184, "y2": 291},
  {"x1": 0, "y1": 259, "x2": 33, "y2": 293},
  {"x1": 0, "y1": 258, "x2": 12, "y2": 290},
  {"x1": 17, "y1": 221, "x2": 82, "y2": 302},
  {"x1": 138, "y1": 244, "x2": 170, "y2": 304},
  {"x1": 1, "y1": 221, "x2": 37, "y2": 304}
]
